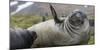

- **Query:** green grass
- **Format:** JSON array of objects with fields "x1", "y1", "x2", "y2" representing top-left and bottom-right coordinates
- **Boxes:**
[
  {"x1": 10, "y1": 15, "x2": 53, "y2": 29},
  {"x1": 10, "y1": 15, "x2": 94, "y2": 45},
  {"x1": 88, "y1": 29, "x2": 95, "y2": 45}
]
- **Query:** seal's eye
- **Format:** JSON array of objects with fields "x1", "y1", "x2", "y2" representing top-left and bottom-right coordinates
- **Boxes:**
[{"x1": 69, "y1": 12, "x2": 84, "y2": 26}]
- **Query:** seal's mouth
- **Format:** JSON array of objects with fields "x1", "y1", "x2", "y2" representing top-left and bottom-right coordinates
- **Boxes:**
[{"x1": 69, "y1": 14, "x2": 84, "y2": 26}]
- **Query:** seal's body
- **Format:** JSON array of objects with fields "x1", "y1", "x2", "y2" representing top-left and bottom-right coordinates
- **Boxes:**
[{"x1": 28, "y1": 4, "x2": 90, "y2": 47}]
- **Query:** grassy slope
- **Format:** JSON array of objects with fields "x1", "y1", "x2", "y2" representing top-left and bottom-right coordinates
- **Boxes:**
[{"x1": 10, "y1": 15, "x2": 53, "y2": 29}]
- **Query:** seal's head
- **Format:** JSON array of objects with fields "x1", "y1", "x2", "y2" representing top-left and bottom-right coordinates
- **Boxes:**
[{"x1": 69, "y1": 10, "x2": 87, "y2": 26}]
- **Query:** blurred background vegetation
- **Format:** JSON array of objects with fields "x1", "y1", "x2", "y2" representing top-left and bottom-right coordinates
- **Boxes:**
[{"x1": 10, "y1": 15, "x2": 53, "y2": 29}]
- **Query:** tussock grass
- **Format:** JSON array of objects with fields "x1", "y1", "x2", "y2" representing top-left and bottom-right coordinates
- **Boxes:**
[{"x1": 10, "y1": 15, "x2": 53, "y2": 29}]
